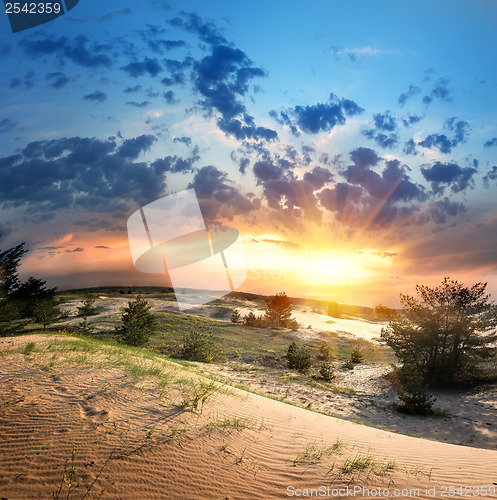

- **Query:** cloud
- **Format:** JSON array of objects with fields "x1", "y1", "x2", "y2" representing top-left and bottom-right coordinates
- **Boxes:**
[
  {"x1": 418, "y1": 118, "x2": 469, "y2": 153},
  {"x1": 95, "y1": 245, "x2": 110, "y2": 249},
  {"x1": 482, "y1": 166, "x2": 497, "y2": 188},
  {"x1": 121, "y1": 58, "x2": 163, "y2": 78},
  {"x1": 423, "y1": 77, "x2": 452, "y2": 104},
  {"x1": 329, "y1": 45, "x2": 393, "y2": 62},
  {"x1": 99, "y1": 8, "x2": 132, "y2": 23},
  {"x1": 124, "y1": 85, "x2": 142, "y2": 93},
  {"x1": 0, "y1": 119, "x2": 16, "y2": 134},
  {"x1": 428, "y1": 197, "x2": 467, "y2": 224},
  {"x1": 403, "y1": 138, "x2": 418, "y2": 155},
  {"x1": 173, "y1": 136, "x2": 192, "y2": 146},
  {"x1": 0, "y1": 135, "x2": 168, "y2": 222},
  {"x1": 147, "y1": 39, "x2": 186, "y2": 54},
  {"x1": 10, "y1": 78, "x2": 21, "y2": 89},
  {"x1": 19, "y1": 35, "x2": 113, "y2": 69},
  {"x1": 46, "y1": 72, "x2": 70, "y2": 89},
  {"x1": 150, "y1": 152, "x2": 200, "y2": 174},
  {"x1": 420, "y1": 161, "x2": 476, "y2": 194},
  {"x1": 170, "y1": 12, "x2": 228, "y2": 46},
  {"x1": 483, "y1": 137, "x2": 497, "y2": 148},
  {"x1": 402, "y1": 114, "x2": 423, "y2": 127},
  {"x1": 117, "y1": 134, "x2": 157, "y2": 159},
  {"x1": 66, "y1": 247, "x2": 84, "y2": 253},
  {"x1": 163, "y1": 90, "x2": 178, "y2": 104},
  {"x1": 126, "y1": 101, "x2": 150, "y2": 108},
  {"x1": 341, "y1": 149, "x2": 426, "y2": 204},
  {"x1": 275, "y1": 94, "x2": 363, "y2": 135},
  {"x1": 398, "y1": 85, "x2": 421, "y2": 106},
  {"x1": 188, "y1": 165, "x2": 259, "y2": 222},
  {"x1": 83, "y1": 91, "x2": 108, "y2": 103},
  {"x1": 302, "y1": 166, "x2": 334, "y2": 190}
]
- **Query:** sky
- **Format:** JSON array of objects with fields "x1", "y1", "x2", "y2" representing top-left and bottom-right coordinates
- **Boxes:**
[{"x1": 1, "y1": 0, "x2": 497, "y2": 307}]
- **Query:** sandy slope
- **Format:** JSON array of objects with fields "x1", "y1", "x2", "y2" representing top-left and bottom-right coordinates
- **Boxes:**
[{"x1": 1, "y1": 334, "x2": 496, "y2": 500}]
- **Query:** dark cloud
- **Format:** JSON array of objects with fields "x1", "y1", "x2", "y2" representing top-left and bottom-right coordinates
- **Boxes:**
[
  {"x1": 342, "y1": 149, "x2": 426, "y2": 204},
  {"x1": 318, "y1": 183, "x2": 363, "y2": 213},
  {"x1": 482, "y1": 166, "x2": 497, "y2": 188},
  {"x1": 95, "y1": 245, "x2": 110, "y2": 249},
  {"x1": 0, "y1": 119, "x2": 16, "y2": 134},
  {"x1": 420, "y1": 161, "x2": 476, "y2": 194},
  {"x1": 428, "y1": 197, "x2": 467, "y2": 224},
  {"x1": 372, "y1": 111, "x2": 396, "y2": 132},
  {"x1": 46, "y1": 72, "x2": 70, "y2": 89},
  {"x1": 24, "y1": 71, "x2": 35, "y2": 89},
  {"x1": 124, "y1": 85, "x2": 142, "y2": 93},
  {"x1": 403, "y1": 138, "x2": 418, "y2": 155},
  {"x1": 238, "y1": 157, "x2": 250, "y2": 174},
  {"x1": 99, "y1": 8, "x2": 132, "y2": 22},
  {"x1": 147, "y1": 39, "x2": 186, "y2": 54},
  {"x1": 217, "y1": 118, "x2": 277, "y2": 141},
  {"x1": 126, "y1": 101, "x2": 150, "y2": 108},
  {"x1": 117, "y1": 134, "x2": 157, "y2": 160},
  {"x1": 277, "y1": 94, "x2": 363, "y2": 135},
  {"x1": 161, "y1": 58, "x2": 193, "y2": 86},
  {"x1": 66, "y1": 247, "x2": 84, "y2": 253},
  {"x1": 188, "y1": 165, "x2": 259, "y2": 222},
  {"x1": 19, "y1": 35, "x2": 113, "y2": 69},
  {"x1": 402, "y1": 114, "x2": 423, "y2": 127},
  {"x1": 0, "y1": 135, "x2": 167, "y2": 221},
  {"x1": 121, "y1": 58, "x2": 163, "y2": 78},
  {"x1": 302, "y1": 166, "x2": 334, "y2": 189},
  {"x1": 398, "y1": 84, "x2": 421, "y2": 106},
  {"x1": 10, "y1": 78, "x2": 21, "y2": 89},
  {"x1": 163, "y1": 90, "x2": 178, "y2": 104},
  {"x1": 170, "y1": 12, "x2": 228, "y2": 46},
  {"x1": 83, "y1": 91, "x2": 108, "y2": 103},
  {"x1": 418, "y1": 118, "x2": 469, "y2": 154},
  {"x1": 423, "y1": 77, "x2": 452, "y2": 104},
  {"x1": 150, "y1": 152, "x2": 199, "y2": 174},
  {"x1": 173, "y1": 136, "x2": 192, "y2": 146},
  {"x1": 363, "y1": 129, "x2": 398, "y2": 149},
  {"x1": 483, "y1": 138, "x2": 497, "y2": 148}
]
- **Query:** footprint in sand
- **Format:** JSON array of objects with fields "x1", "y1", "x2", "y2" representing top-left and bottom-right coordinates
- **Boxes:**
[{"x1": 77, "y1": 401, "x2": 111, "y2": 425}]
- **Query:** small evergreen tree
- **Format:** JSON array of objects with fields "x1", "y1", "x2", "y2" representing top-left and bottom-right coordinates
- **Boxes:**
[
  {"x1": 244, "y1": 311, "x2": 257, "y2": 326},
  {"x1": 286, "y1": 340, "x2": 312, "y2": 374},
  {"x1": 319, "y1": 360, "x2": 336, "y2": 382},
  {"x1": 116, "y1": 295, "x2": 156, "y2": 347},
  {"x1": 77, "y1": 294, "x2": 100, "y2": 317},
  {"x1": 181, "y1": 328, "x2": 216, "y2": 362},
  {"x1": 265, "y1": 292, "x2": 295, "y2": 328},
  {"x1": 33, "y1": 298, "x2": 60, "y2": 330},
  {"x1": 231, "y1": 309, "x2": 241, "y2": 324},
  {"x1": 327, "y1": 301, "x2": 342, "y2": 318}
]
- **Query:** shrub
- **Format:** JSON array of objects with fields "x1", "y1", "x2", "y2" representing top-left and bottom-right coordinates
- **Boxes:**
[
  {"x1": 319, "y1": 361, "x2": 336, "y2": 382},
  {"x1": 393, "y1": 369, "x2": 436, "y2": 415},
  {"x1": 374, "y1": 304, "x2": 397, "y2": 320},
  {"x1": 181, "y1": 328, "x2": 216, "y2": 362},
  {"x1": 318, "y1": 341, "x2": 333, "y2": 361},
  {"x1": 351, "y1": 346, "x2": 365, "y2": 364},
  {"x1": 327, "y1": 301, "x2": 342, "y2": 318},
  {"x1": 287, "y1": 341, "x2": 312, "y2": 374},
  {"x1": 243, "y1": 311, "x2": 257, "y2": 326},
  {"x1": 116, "y1": 295, "x2": 156, "y2": 347}
]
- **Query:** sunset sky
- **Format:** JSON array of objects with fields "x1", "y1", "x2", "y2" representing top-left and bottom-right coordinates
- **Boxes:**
[{"x1": 1, "y1": 0, "x2": 497, "y2": 307}]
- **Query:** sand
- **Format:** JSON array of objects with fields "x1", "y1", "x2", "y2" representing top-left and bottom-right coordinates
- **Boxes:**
[{"x1": 1, "y1": 334, "x2": 496, "y2": 500}]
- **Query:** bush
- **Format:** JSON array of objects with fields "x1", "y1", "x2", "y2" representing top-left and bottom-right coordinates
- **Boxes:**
[
  {"x1": 243, "y1": 311, "x2": 257, "y2": 326},
  {"x1": 375, "y1": 304, "x2": 397, "y2": 320},
  {"x1": 287, "y1": 341, "x2": 312, "y2": 374},
  {"x1": 351, "y1": 346, "x2": 365, "y2": 364},
  {"x1": 318, "y1": 341, "x2": 333, "y2": 361},
  {"x1": 181, "y1": 328, "x2": 216, "y2": 362},
  {"x1": 327, "y1": 301, "x2": 342, "y2": 318},
  {"x1": 319, "y1": 360, "x2": 336, "y2": 382},
  {"x1": 393, "y1": 369, "x2": 436, "y2": 415},
  {"x1": 116, "y1": 295, "x2": 156, "y2": 347},
  {"x1": 381, "y1": 277, "x2": 497, "y2": 384}
]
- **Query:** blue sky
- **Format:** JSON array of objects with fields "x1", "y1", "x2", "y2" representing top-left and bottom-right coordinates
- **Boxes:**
[{"x1": 1, "y1": 0, "x2": 497, "y2": 306}]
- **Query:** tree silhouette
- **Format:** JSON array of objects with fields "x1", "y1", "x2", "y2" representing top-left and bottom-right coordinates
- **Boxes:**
[
  {"x1": 265, "y1": 292, "x2": 294, "y2": 327},
  {"x1": 381, "y1": 277, "x2": 497, "y2": 384}
]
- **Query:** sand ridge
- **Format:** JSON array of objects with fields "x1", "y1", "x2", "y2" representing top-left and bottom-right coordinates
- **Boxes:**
[{"x1": 1, "y1": 334, "x2": 496, "y2": 499}]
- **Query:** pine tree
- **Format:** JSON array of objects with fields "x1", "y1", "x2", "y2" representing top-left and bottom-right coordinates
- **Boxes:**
[{"x1": 116, "y1": 296, "x2": 156, "y2": 347}]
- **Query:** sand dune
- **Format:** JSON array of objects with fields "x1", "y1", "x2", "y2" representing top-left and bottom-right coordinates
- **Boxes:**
[{"x1": 1, "y1": 334, "x2": 496, "y2": 499}]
